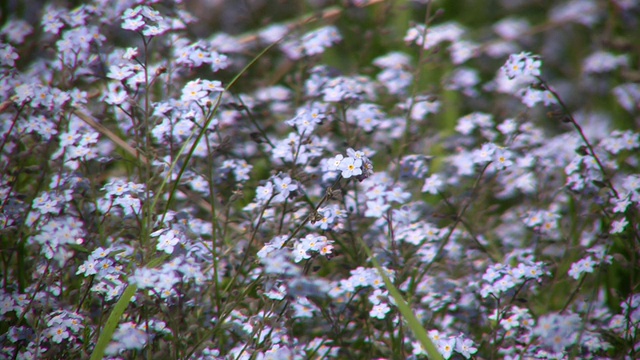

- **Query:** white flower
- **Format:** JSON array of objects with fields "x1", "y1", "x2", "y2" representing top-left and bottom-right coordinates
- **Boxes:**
[
  {"x1": 438, "y1": 337, "x2": 456, "y2": 359},
  {"x1": 422, "y1": 174, "x2": 443, "y2": 194},
  {"x1": 156, "y1": 230, "x2": 180, "y2": 254},
  {"x1": 338, "y1": 157, "x2": 362, "y2": 178},
  {"x1": 610, "y1": 218, "x2": 628, "y2": 234},
  {"x1": 370, "y1": 303, "x2": 390, "y2": 319}
]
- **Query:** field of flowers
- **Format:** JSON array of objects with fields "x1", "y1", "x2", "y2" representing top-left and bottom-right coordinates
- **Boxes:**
[{"x1": 1, "y1": 0, "x2": 639, "y2": 359}]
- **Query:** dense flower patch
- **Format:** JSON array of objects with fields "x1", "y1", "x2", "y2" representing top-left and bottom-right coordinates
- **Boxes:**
[{"x1": 1, "y1": 0, "x2": 639, "y2": 359}]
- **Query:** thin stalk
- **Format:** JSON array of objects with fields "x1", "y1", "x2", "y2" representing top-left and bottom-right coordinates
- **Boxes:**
[
  {"x1": 399, "y1": 0, "x2": 434, "y2": 160},
  {"x1": 537, "y1": 76, "x2": 619, "y2": 198}
]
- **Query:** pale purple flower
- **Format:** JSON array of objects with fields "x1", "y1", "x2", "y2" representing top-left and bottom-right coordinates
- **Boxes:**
[
  {"x1": 455, "y1": 338, "x2": 478, "y2": 359},
  {"x1": 338, "y1": 157, "x2": 362, "y2": 178}
]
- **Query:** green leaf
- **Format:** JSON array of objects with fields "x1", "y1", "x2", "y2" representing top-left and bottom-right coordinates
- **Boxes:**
[
  {"x1": 108, "y1": 249, "x2": 126, "y2": 257},
  {"x1": 89, "y1": 254, "x2": 167, "y2": 360},
  {"x1": 356, "y1": 237, "x2": 444, "y2": 360},
  {"x1": 67, "y1": 243, "x2": 90, "y2": 253},
  {"x1": 89, "y1": 283, "x2": 137, "y2": 360}
]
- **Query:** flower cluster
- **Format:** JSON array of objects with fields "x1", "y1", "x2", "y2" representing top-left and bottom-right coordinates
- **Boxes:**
[
  {"x1": 76, "y1": 245, "x2": 132, "y2": 301},
  {"x1": 501, "y1": 51, "x2": 541, "y2": 80},
  {"x1": 480, "y1": 261, "x2": 547, "y2": 299},
  {"x1": 327, "y1": 148, "x2": 374, "y2": 181},
  {"x1": 281, "y1": 25, "x2": 342, "y2": 59}
]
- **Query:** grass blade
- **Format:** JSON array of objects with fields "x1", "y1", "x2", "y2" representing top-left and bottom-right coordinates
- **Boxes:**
[{"x1": 357, "y1": 237, "x2": 444, "y2": 360}]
